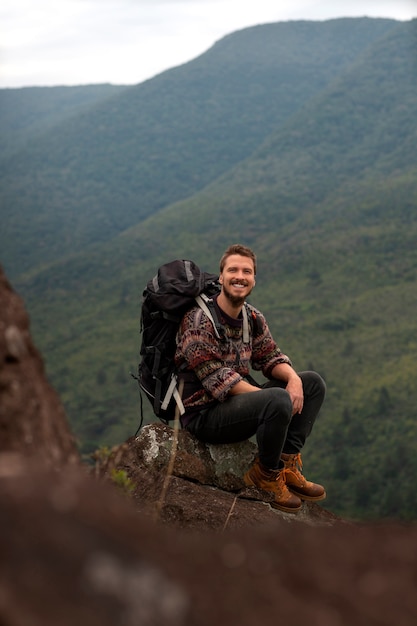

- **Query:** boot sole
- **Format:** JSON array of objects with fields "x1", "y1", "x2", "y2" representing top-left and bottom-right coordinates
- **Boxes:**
[
  {"x1": 270, "y1": 501, "x2": 301, "y2": 514},
  {"x1": 289, "y1": 488, "x2": 327, "y2": 502},
  {"x1": 244, "y1": 474, "x2": 302, "y2": 513}
]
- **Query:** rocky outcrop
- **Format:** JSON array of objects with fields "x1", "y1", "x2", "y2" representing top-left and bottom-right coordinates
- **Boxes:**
[
  {"x1": 131, "y1": 423, "x2": 257, "y2": 491},
  {"x1": 93, "y1": 423, "x2": 342, "y2": 531}
]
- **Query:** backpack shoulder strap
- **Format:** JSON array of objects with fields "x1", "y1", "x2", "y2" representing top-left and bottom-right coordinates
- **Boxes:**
[
  {"x1": 241, "y1": 304, "x2": 250, "y2": 344},
  {"x1": 196, "y1": 294, "x2": 254, "y2": 344},
  {"x1": 243, "y1": 302, "x2": 263, "y2": 342},
  {"x1": 195, "y1": 293, "x2": 223, "y2": 339}
]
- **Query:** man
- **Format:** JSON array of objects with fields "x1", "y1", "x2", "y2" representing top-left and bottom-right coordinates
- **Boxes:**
[{"x1": 175, "y1": 243, "x2": 326, "y2": 513}]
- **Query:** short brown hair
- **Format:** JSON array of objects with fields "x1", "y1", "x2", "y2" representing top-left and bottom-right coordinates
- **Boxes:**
[{"x1": 219, "y1": 244, "x2": 257, "y2": 274}]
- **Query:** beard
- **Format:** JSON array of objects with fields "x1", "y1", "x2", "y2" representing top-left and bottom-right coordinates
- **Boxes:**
[{"x1": 222, "y1": 282, "x2": 253, "y2": 307}]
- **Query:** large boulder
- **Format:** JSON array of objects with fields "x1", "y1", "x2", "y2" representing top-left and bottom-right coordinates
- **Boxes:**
[
  {"x1": 93, "y1": 422, "x2": 341, "y2": 531},
  {"x1": 134, "y1": 422, "x2": 257, "y2": 491}
]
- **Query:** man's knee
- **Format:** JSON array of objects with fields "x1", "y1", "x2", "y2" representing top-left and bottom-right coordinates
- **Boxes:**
[
  {"x1": 299, "y1": 371, "x2": 326, "y2": 396},
  {"x1": 261, "y1": 387, "x2": 293, "y2": 421}
]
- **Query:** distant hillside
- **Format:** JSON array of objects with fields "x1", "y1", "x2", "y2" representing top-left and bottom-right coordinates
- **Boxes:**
[
  {"x1": 0, "y1": 84, "x2": 128, "y2": 158},
  {"x1": 0, "y1": 18, "x2": 397, "y2": 279},
  {"x1": 2, "y1": 17, "x2": 417, "y2": 522}
]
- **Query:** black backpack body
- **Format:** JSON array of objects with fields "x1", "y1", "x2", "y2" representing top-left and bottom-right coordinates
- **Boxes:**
[{"x1": 137, "y1": 260, "x2": 222, "y2": 424}]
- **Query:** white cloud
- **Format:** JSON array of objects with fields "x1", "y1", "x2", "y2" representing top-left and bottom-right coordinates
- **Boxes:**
[{"x1": 0, "y1": 0, "x2": 415, "y2": 88}]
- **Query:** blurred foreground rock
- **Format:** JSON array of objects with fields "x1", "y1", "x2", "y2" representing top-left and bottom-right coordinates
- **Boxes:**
[
  {"x1": 2, "y1": 459, "x2": 417, "y2": 626},
  {"x1": 0, "y1": 266, "x2": 79, "y2": 466}
]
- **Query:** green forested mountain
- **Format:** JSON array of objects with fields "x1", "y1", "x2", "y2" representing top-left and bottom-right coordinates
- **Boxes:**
[
  {"x1": 1, "y1": 17, "x2": 417, "y2": 522},
  {"x1": 1, "y1": 17, "x2": 396, "y2": 278},
  {"x1": 0, "y1": 84, "x2": 128, "y2": 158}
]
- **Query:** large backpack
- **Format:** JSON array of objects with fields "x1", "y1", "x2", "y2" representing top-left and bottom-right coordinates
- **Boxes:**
[{"x1": 136, "y1": 259, "x2": 253, "y2": 426}]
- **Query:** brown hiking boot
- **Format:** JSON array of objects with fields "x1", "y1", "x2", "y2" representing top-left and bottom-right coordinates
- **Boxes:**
[
  {"x1": 244, "y1": 458, "x2": 302, "y2": 513},
  {"x1": 281, "y1": 452, "x2": 326, "y2": 501}
]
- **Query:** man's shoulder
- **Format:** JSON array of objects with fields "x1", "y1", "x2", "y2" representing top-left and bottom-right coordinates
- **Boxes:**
[
  {"x1": 244, "y1": 302, "x2": 267, "y2": 337},
  {"x1": 181, "y1": 298, "x2": 226, "y2": 338},
  {"x1": 181, "y1": 303, "x2": 212, "y2": 328},
  {"x1": 244, "y1": 301, "x2": 265, "y2": 321}
]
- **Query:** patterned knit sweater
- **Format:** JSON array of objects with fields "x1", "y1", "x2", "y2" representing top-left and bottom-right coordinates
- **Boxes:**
[{"x1": 174, "y1": 295, "x2": 292, "y2": 425}]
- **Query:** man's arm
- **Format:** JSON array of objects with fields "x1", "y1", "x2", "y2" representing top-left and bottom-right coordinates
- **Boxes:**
[
  {"x1": 228, "y1": 380, "x2": 260, "y2": 395},
  {"x1": 271, "y1": 362, "x2": 304, "y2": 415},
  {"x1": 229, "y1": 363, "x2": 303, "y2": 415}
]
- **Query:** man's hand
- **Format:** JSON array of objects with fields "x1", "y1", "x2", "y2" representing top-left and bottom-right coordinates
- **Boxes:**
[
  {"x1": 286, "y1": 375, "x2": 304, "y2": 415},
  {"x1": 271, "y1": 363, "x2": 304, "y2": 415}
]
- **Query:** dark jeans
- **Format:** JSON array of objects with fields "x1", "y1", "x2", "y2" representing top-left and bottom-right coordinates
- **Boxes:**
[{"x1": 186, "y1": 371, "x2": 326, "y2": 470}]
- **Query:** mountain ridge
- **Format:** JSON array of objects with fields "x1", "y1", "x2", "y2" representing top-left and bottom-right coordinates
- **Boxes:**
[{"x1": 1, "y1": 17, "x2": 400, "y2": 279}]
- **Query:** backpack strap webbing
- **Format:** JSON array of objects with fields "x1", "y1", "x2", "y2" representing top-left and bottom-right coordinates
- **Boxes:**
[
  {"x1": 195, "y1": 294, "x2": 223, "y2": 339},
  {"x1": 161, "y1": 373, "x2": 185, "y2": 414},
  {"x1": 242, "y1": 304, "x2": 250, "y2": 344},
  {"x1": 196, "y1": 293, "x2": 251, "y2": 343}
]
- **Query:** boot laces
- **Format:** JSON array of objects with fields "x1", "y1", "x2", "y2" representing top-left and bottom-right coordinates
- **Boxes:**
[
  {"x1": 287, "y1": 453, "x2": 303, "y2": 472},
  {"x1": 284, "y1": 453, "x2": 308, "y2": 486},
  {"x1": 272, "y1": 468, "x2": 289, "y2": 494}
]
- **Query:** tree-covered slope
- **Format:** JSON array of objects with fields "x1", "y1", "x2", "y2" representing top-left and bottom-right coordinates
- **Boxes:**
[
  {"x1": 0, "y1": 18, "x2": 397, "y2": 279},
  {"x1": 0, "y1": 84, "x2": 128, "y2": 158}
]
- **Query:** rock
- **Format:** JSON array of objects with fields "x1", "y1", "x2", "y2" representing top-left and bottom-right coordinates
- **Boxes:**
[
  {"x1": 0, "y1": 462, "x2": 191, "y2": 626},
  {"x1": 93, "y1": 422, "x2": 340, "y2": 531},
  {"x1": 134, "y1": 423, "x2": 257, "y2": 491},
  {"x1": 0, "y1": 266, "x2": 79, "y2": 466},
  {"x1": 2, "y1": 459, "x2": 417, "y2": 626}
]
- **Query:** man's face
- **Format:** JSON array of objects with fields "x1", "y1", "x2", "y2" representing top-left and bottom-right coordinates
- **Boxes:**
[{"x1": 220, "y1": 254, "x2": 256, "y2": 306}]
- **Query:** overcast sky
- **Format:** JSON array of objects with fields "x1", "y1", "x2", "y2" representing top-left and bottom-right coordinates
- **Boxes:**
[{"x1": 1, "y1": 0, "x2": 416, "y2": 89}]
